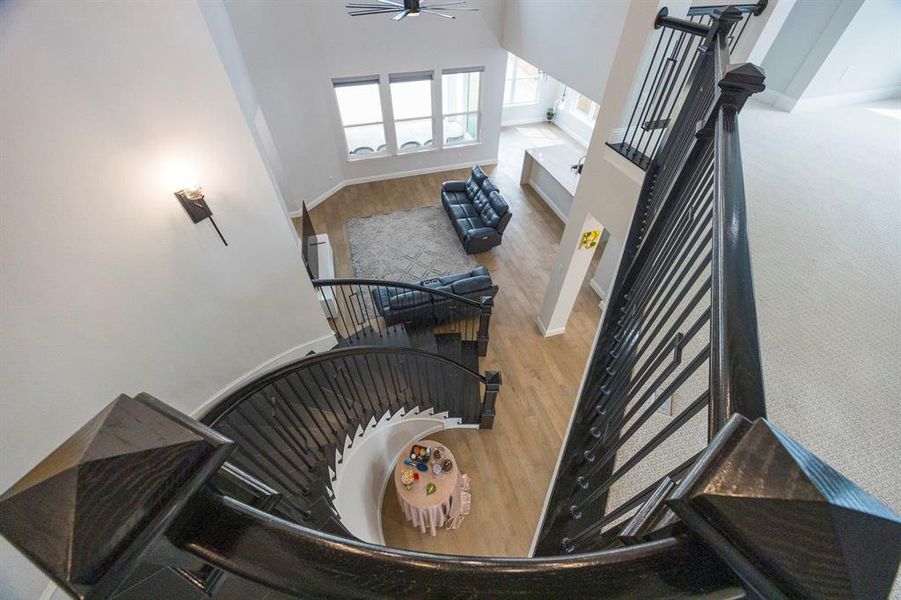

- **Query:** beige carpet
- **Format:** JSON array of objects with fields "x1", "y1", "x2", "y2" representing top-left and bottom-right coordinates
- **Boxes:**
[
  {"x1": 346, "y1": 206, "x2": 478, "y2": 283},
  {"x1": 741, "y1": 98, "x2": 901, "y2": 515}
]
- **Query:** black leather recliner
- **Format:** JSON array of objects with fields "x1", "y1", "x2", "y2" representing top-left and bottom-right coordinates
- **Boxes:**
[
  {"x1": 370, "y1": 266, "x2": 498, "y2": 327},
  {"x1": 441, "y1": 165, "x2": 512, "y2": 254}
]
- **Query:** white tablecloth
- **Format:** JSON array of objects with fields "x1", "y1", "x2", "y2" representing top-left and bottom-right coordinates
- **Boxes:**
[{"x1": 394, "y1": 440, "x2": 462, "y2": 536}]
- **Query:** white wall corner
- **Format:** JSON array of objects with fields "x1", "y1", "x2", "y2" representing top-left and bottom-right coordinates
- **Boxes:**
[
  {"x1": 588, "y1": 278, "x2": 606, "y2": 300},
  {"x1": 289, "y1": 159, "x2": 500, "y2": 217},
  {"x1": 535, "y1": 313, "x2": 566, "y2": 337}
]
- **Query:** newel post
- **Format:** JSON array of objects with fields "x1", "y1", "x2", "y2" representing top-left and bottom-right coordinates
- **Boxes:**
[
  {"x1": 669, "y1": 415, "x2": 901, "y2": 599},
  {"x1": 477, "y1": 296, "x2": 494, "y2": 357},
  {"x1": 0, "y1": 393, "x2": 234, "y2": 600},
  {"x1": 480, "y1": 370, "x2": 502, "y2": 429}
]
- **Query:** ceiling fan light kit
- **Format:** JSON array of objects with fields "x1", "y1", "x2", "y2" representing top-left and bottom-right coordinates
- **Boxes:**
[{"x1": 346, "y1": 0, "x2": 478, "y2": 21}]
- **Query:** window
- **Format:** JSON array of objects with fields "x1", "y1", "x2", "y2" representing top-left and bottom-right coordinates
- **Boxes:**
[
  {"x1": 569, "y1": 91, "x2": 599, "y2": 123},
  {"x1": 389, "y1": 71, "x2": 434, "y2": 152},
  {"x1": 442, "y1": 67, "x2": 482, "y2": 146},
  {"x1": 504, "y1": 54, "x2": 541, "y2": 106},
  {"x1": 333, "y1": 76, "x2": 387, "y2": 158}
]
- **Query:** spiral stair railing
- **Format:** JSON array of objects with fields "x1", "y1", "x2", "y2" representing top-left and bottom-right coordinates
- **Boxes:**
[{"x1": 0, "y1": 6, "x2": 899, "y2": 600}]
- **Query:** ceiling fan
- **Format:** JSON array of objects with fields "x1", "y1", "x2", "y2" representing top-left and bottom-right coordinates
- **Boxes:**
[{"x1": 346, "y1": 0, "x2": 478, "y2": 21}]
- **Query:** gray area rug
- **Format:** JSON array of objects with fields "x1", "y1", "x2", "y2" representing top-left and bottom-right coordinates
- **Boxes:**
[{"x1": 346, "y1": 206, "x2": 478, "y2": 283}]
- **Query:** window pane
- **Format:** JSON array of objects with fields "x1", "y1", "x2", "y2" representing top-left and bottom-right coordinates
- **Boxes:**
[
  {"x1": 513, "y1": 77, "x2": 539, "y2": 104},
  {"x1": 575, "y1": 95, "x2": 592, "y2": 115},
  {"x1": 335, "y1": 83, "x2": 383, "y2": 126},
  {"x1": 390, "y1": 79, "x2": 431, "y2": 121},
  {"x1": 344, "y1": 123, "x2": 386, "y2": 157},
  {"x1": 443, "y1": 113, "x2": 479, "y2": 145},
  {"x1": 443, "y1": 71, "x2": 480, "y2": 114},
  {"x1": 396, "y1": 118, "x2": 433, "y2": 150},
  {"x1": 506, "y1": 54, "x2": 515, "y2": 78}
]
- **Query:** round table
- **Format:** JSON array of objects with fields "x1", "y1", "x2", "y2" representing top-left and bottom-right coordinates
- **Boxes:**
[{"x1": 394, "y1": 440, "x2": 462, "y2": 536}]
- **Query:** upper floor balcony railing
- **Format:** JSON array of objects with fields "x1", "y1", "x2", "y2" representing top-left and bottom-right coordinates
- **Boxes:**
[
  {"x1": 0, "y1": 5, "x2": 899, "y2": 600},
  {"x1": 606, "y1": 1, "x2": 767, "y2": 170}
]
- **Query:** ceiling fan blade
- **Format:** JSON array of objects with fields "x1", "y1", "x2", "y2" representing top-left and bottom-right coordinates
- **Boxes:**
[
  {"x1": 425, "y1": 6, "x2": 479, "y2": 10},
  {"x1": 392, "y1": 9, "x2": 411, "y2": 20},
  {"x1": 421, "y1": 8, "x2": 455, "y2": 18},
  {"x1": 377, "y1": 0, "x2": 405, "y2": 5},
  {"x1": 346, "y1": 4, "x2": 397, "y2": 8},
  {"x1": 422, "y1": 1, "x2": 468, "y2": 6},
  {"x1": 349, "y1": 9, "x2": 403, "y2": 15}
]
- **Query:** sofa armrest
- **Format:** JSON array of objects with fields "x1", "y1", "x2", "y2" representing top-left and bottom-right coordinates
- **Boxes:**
[
  {"x1": 442, "y1": 180, "x2": 467, "y2": 193},
  {"x1": 465, "y1": 227, "x2": 500, "y2": 241}
]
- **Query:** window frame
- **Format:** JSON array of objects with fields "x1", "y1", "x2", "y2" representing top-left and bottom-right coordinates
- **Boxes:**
[
  {"x1": 441, "y1": 67, "x2": 484, "y2": 148},
  {"x1": 503, "y1": 54, "x2": 542, "y2": 107},
  {"x1": 567, "y1": 91, "x2": 600, "y2": 124},
  {"x1": 388, "y1": 71, "x2": 436, "y2": 155},
  {"x1": 332, "y1": 75, "x2": 389, "y2": 161}
]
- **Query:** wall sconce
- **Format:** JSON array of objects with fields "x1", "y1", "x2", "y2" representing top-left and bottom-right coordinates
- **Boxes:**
[{"x1": 174, "y1": 187, "x2": 228, "y2": 246}]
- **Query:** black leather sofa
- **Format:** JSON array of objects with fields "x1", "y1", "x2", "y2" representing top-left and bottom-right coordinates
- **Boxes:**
[
  {"x1": 441, "y1": 165, "x2": 512, "y2": 254},
  {"x1": 370, "y1": 266, "x2": 498, "y2": 327}
]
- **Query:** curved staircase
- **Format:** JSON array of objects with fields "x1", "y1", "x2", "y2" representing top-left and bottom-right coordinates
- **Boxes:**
[{"x1": 1, "y1": 6, "x2": 899, "y2": 600}]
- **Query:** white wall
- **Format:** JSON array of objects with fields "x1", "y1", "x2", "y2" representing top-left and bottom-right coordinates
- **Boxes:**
[
  {"x1": 501, "y1": 0, "x2": 631, "y2": 104},
  {"x1": 0, "y1": 2, "x2": 335, "y2": 598},
  {"x1": 224, "y1": 0, "x2": 507, "y2": 214},
  {"x1": 802, "y1": 0, "x2": 901, "y2": 106},
  {"x1": 759, "y1": 0, "x2": 901, "y2": 111},
  {"x1": 552, "y1": 101, "x2": 596, "y2": 148},
  {"x1": 501, "y1": 71, "x2": 564, "y2": 126}
]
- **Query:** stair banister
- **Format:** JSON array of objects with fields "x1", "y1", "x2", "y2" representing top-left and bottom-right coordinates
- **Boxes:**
[
  {"x1": 2, "y1": 393, "x2": 897, "y2": 598},
  {"x1": 477, "y1": 295, "x2": 493, "y2": 357}
]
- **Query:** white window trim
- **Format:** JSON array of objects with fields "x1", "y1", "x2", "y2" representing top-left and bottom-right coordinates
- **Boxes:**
[
  {"x1": 564, "y1": 90, "x2": 599, "y2": 127},
  {"x1": 441, "y1": 67, "x2": 484, "y2": 147},
  {"x1": 332, "y1": 79, "x2": 389, "y2": 162},
  {"x1": 504, "y1": 57, "x2": 542, "y2": 107},
  {"x1": 334, "y1": 67, "x2": 485, "y2": 161},
  {"x1": 390, "y1": 72, "x2": 436, "y2": 155}
]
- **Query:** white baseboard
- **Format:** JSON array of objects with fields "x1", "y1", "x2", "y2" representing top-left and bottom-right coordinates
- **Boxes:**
[
  {"x1": 39, "y1": 582, "x2": 57, "y2": 600},
  {"x1": 793, "y1": 86, "x2": 901, "y2": 112},
  {"x1": 756, "y1": 85, "x2": 901, "y2": 113},
  {"x1": 526, "y1": 179, "x2": 568, "y2": 224},
  {"x1": 288, "y1": 160, "x2": 499, "y2": 218},
  {"x1": 343, "y1": 159, "x2": 498, "y2": 187},
  {"x1": 501, "y1": 117, "x2": 550, "y2": 127},
  {"x1": 535, "y1": 314, "x2": 566, "y2": 337},
  {"x1": 756, "y1": 88, "x2": 798, "y2": 112},
  {"x1": 551, "y1": 117, "x2": 592, "y2": 149},
  {"x1": 190, "y1": 331, "x2": 337, "y2": 418},
  {"x1": 588, "y1": 278, "x2": 606, "y2": 300}
]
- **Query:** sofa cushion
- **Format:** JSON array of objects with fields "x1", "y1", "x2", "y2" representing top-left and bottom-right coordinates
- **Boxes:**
[
  {"x1": 388, "y1": 290, "x2": 431, "y2": 310},
  {"x1": 442, "y1": 180, "x2": 467, "y2": 193},
  {"x1": 488, "y1": 191, "x2": 509, "y2": 217},
  {"x1": 481, "y1": 178, "x2": 498, "y2": 196},
  {"x1": 442, "y1": 190, "x2": 470, "y2": 206},
  {"x1": 476, "y1": 191, "x2": 508, "y2": 228},
  {"x1": 472, "y1": 190, "x2": 490, "y2": 213},
  {"x1": 449, "y1": 203, "x2": 481, "y2": 220},
  {"x1": 430, "y1": 284, "x2": 454, "y2": 297},
  {"x1": 455, "y1": 216, "x2": 485, "y2": 236},
  {"x1": 438, "y1": 270, "x2": 474, "y2": 285},
  {"x1": 471, "y1": 164, "x2": 488, "y2": 186},
  {"x1": 471, "y1": 265, "x2": 490, "y2": 278},
  {"x1": 452, "y1": 275, "x2": 493, "y2": 295}
]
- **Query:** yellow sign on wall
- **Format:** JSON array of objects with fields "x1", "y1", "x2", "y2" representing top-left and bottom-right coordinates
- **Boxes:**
[{"x1": 579, "y1": 229, "x2": 601, "y2": 250}]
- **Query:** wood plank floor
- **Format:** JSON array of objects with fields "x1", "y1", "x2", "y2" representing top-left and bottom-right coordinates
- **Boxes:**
[{"x1": 298, "y1": 124, "x2": 604, "y2": 558}]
